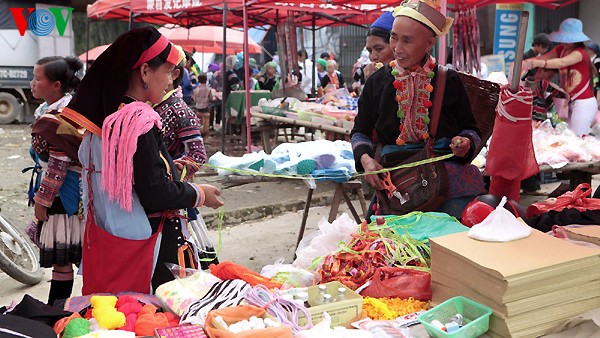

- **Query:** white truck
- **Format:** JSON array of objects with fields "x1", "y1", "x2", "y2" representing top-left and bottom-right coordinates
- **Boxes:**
[{"x1": 0, "y1": 1, "x2": 75, "y2": 123}]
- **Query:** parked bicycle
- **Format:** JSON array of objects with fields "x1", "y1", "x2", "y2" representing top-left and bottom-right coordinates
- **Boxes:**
[{"x1": 0, "y1": 207, "x2": 44, "y2": 285}]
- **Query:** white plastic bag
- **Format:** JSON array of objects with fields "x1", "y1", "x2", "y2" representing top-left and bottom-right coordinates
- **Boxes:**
[
  {"x1": 293, "y1": 213, "x2": 358, "y2": 270},
  {"x1": 260, "y1": 258, "x2": 316, "y2": 287},
  {"x1": 155, "y1": 267, "x2": 221, "y2": 315},
  {"x1": 468, "y1": 196, "x2": 532, "y2": 242},
  {"x1": 295, "y1": 312, "x2": 374, "y2": 338}
]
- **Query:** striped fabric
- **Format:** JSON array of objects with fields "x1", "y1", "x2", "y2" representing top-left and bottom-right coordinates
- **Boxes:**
[
  {"x1": 31, "y1": 139, "x2": 79, "y2": 208},
  {"x1": 155, "y1": 94, "x2": 207, "y2": 179},
  {"x1": 180, "y1": 279, "x2": 251, "y2": 325}
]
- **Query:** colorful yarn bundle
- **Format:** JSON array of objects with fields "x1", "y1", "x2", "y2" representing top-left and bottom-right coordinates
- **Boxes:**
[
  {"x1": 134, "y1": 304, "x2": 179, "y2": 336},
  {"x1": 90, "y1": 296, "x2": 125, "y2": 330},
  {"x1": 62, "y1": 318, "x2": 91, "y2": 338},
  {"x1": 362, "y1": 297, "x2": 429, "y2": 320},
  {"x1": 210, "y1": 261, "x2": 283, "y2": 289},
  {"x1": 68, "y1": 295, "x2": 178, "y2": 336}
]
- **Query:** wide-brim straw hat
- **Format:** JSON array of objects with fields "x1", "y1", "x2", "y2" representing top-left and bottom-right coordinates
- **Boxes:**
[{"x1": 549, "y1": 18, "x2": 590, "y2": 43}]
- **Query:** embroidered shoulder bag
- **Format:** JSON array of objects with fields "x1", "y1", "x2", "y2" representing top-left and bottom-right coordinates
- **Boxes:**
[{"x1": 375, "y1": 66, "x2": 449, "y2": 215}]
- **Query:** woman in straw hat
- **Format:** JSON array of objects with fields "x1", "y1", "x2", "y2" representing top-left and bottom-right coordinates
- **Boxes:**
[
  {"x1": 524, "y1": 18, "x2": 597, "y2": 137},
  {"x1": 351, "y1": 0, "x2": 483, "y2": 218},
  {"x1": 63, "y1": 27, "x2": 223, "y2": 295}
]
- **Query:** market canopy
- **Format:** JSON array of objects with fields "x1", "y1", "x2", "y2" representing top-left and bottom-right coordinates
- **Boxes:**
[
  {"x1": 87, "y1": 0, "x2": 129, "y2": 20},
  {"x1": 158, "y1": 25, "x2": 262, "y2": 54},
  {"x1": 445, "y1": 0, "x2": 578, "y2": 9},
  {"x1": 127, "y1": 0, "x2": 389, "y2": 27},
  {"x1": 78, "y1": 44, "x2": 110, "y2": 62}
]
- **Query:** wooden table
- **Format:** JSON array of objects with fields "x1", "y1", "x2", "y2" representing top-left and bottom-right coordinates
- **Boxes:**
[
  {"x1": 483, "y1": 161, "x2": 600, "y2": 190},
  {"x1": 226, "y1": 90, "x2": 272, "y2": 123},
  {"x1": 251, "y1": 111, "x2": 351, "y2": 153},
  {"x1": 537, "y1": 161, "x2": 600, "y2": 189}
]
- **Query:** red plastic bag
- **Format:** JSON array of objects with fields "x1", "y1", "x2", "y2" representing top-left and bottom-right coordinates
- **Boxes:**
[
  {"x1": 526, "y1": 183, "x2": 600, "y2": 218},
  {"x1": 360, "y1": 266, "x2": 432, "y2": 301}
]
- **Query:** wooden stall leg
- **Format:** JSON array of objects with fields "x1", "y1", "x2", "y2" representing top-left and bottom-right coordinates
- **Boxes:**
[
  {"x1": 568, "y1": 171, "x2": 592, "y2": 190},
  {"x1": 356, "y1": 186, "x2": 367, "y2": 219},
  {"x1": 295, "y1": 188, "x2": 314, "y2": 255},
  {"x1": 328, "y1": 184, "x2": 344, "y2": 222},
  {"x1": 341, "y1": 187, "x2": 362, "y2": 224},
  {"x1": 261, "y1": 130, "x2": 272, "y2": 154}
]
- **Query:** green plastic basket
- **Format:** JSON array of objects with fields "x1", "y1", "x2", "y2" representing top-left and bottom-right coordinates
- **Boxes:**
[{"x1": 418, "y1": 296, "x2": 492, "y2": 338}]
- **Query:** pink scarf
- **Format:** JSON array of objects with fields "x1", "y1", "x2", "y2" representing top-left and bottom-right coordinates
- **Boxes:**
[{"x1": 101, "y1": 102, "x2": 163, "y2": 212}]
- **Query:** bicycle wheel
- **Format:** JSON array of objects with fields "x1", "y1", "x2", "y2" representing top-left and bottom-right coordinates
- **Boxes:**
[{"x1": 0, "y1": 214, "x2": 44, "y2": 285}]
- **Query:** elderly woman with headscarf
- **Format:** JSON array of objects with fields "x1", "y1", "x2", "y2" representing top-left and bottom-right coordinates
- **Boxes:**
[
  {"x1": 351, "y1": 0, "x2": 483, "y2": 218},
  {"x1": 316, "y1": 58, "x2": 328, "y2": 87},
  {"x1": 63, "y1": 27, "x2": 223, "y2": 295},
  {"x1": 224, "y1": 55, "x2": 241, "y2": 97},
  {"x1": 257, "y1": 61, "x2": 280, "y2": 91},
  {"x1": 320, "y1": 59, "x2": 344, "y2": 90}
]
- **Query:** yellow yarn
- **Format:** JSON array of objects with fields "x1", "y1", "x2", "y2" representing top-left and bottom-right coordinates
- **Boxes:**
[
  {"x1": 363, "y1": 298, "x2": 397, "y2": 320},
  {"x1": 362, "y1": 297, "x2": 429, "y2": 320},
  {"x1": 90, "y1": 296, "x2": 126, "y2": 330},
  {"x1": 90, "y1": 295, "x2": 118, "y2": 308}
]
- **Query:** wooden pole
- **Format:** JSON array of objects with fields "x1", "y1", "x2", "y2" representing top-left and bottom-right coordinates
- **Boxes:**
[
  {"x1": 243, "y1": 0, "x2": 252, "y2": 153},
  {"x1": 510, "y1": 11, "x2": 529, "y2": 93}
]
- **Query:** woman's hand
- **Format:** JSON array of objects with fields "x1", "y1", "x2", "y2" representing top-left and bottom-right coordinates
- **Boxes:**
[
  {"x1": 523, "y1": 59, "x2": 535, "y2": 70},
  {"x1": 363, "y1": 62, "x2": 383, "y2": 81},
  {"x1": 450, "y1": 136, "x2": 471, "y2": 158},
  {"x1": 34, "y1": 203, "x2": 48, "y2": 222},
  {"x1": 174, "y1": 159, "x2": 197, "y2": 176},
  {"x1": 361, "y1": 154, "x2": 384, "y2": 190},
  {"x1": 199, "y1": 184, "x2": 224, "y2": 209}
]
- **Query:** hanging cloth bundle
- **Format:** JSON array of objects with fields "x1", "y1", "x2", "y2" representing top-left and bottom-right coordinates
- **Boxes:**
[{"x1": 453, "y1": 7, "x2": 481, "y2": 76}]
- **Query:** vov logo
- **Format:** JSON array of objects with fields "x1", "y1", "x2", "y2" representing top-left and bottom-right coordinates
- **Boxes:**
[{"x1": 9, "y1": 7, "x2": 74, "y2": 37}]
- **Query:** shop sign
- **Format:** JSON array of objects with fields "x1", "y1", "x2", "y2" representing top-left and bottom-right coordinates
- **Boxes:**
[{"x1": 493, "y1": 4, "x2": 523, "y2": 70}]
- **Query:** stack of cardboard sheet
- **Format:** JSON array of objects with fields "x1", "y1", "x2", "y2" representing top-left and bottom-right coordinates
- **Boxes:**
[
  {"x1": 564, "y1": 226, "x2": 600, "y2": 247},
  {"x1": 429, "y1": 229, "x2": 600, "y2": 337}
]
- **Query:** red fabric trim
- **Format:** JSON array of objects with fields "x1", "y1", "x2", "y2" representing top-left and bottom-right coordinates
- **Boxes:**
[
  {"x1": 133, "y1": 35, "x2": 169, "y2": 69},
  {"x1": 166, "y1": 42, "x2": 180, "y2": 66}
]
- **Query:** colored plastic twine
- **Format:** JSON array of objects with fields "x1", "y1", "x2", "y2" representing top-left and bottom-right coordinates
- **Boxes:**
[{"x1": 203, "y1": 153, "x2": 454, "y2": 181}]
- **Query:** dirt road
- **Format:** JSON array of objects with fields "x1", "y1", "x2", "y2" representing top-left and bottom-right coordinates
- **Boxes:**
[{"x1": 0, "y1": 125, "x2": 34, "y2": 227}]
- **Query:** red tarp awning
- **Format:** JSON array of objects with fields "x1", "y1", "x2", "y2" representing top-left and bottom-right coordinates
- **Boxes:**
[
  {"x1": 79, "y1": 44, "x2": 111, "y2": 61},
  {"x1": 158, "y1": 25, "x2": 262, "y2": 54},
  {"x1": 446, "y1": 0, "x2": 578, "y2": 9},
  {"x1": 128, "y1": 0, "x2": 388, "y2": 27},
  {"x1": 87, "y1": 0, "x2": 130, "y2": 20}
]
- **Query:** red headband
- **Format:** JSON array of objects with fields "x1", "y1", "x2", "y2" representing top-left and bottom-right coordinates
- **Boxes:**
[{"x1": 132, "y1": 34, "x2": 180, "y2": 69}]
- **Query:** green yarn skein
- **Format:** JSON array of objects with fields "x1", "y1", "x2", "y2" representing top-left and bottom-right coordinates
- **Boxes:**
[
  {"x1": 63, "y1": 318, "x2": 90, "y2": 338},
  {"x1": 296, "y1": 159, "x2": 316, "y2": 175}
]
